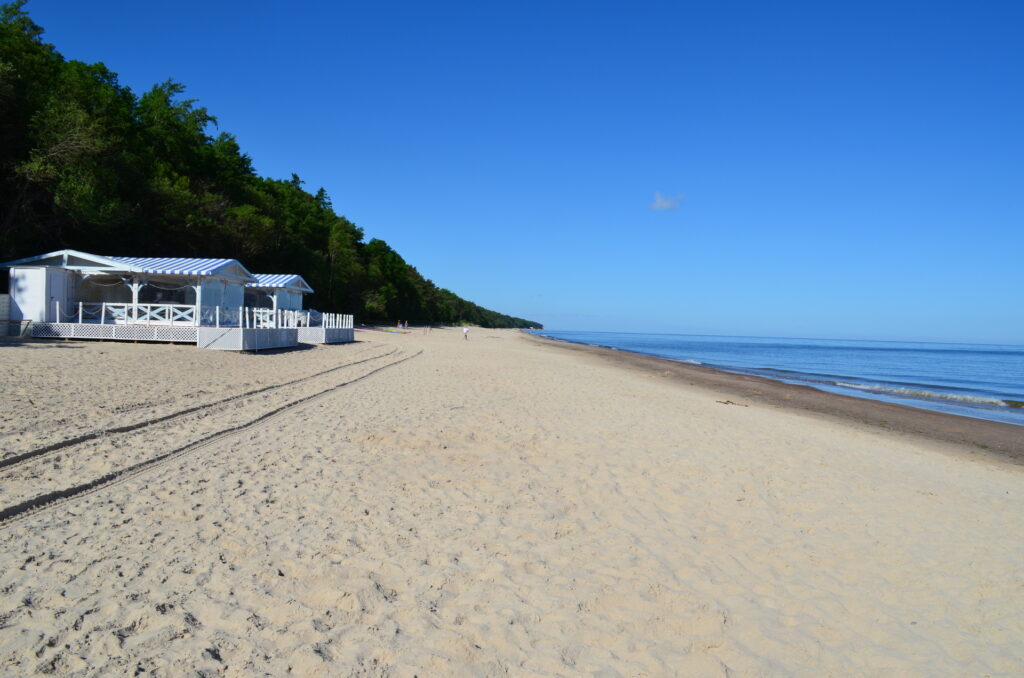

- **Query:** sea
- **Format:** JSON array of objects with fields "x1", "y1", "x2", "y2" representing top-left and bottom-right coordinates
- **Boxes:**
[{"x1": 529, "y1": 331, "x2": 1024, "y2": 427}]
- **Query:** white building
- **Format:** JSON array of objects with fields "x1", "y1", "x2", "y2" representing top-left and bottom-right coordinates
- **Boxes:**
[
  {"x1": 246, "y1": 273, "x2": 354, "y2": 344},
  {"x1": 3, "y1": 249, "x2": 253, "y2": 324},
  {"x1": 1, "y1": 249, "x2": 353, "y2": 348},
  {"x1": 245, "y1": 273, "x2": 315, "y2": 312}
]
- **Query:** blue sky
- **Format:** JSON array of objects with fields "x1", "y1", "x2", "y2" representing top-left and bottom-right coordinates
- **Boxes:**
[{"x1": 26, "y1": 1, "x2": 1023, "y2": 343}]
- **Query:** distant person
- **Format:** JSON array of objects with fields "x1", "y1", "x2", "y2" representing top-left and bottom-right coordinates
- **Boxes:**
[{"x1": 463, "y1": 326, "x2": 469, "y2": 340}]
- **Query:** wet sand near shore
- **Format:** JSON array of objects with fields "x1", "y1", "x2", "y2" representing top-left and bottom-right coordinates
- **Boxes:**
[
  {"x1": 0, "y1": 329, "x2": 1022, "y2": 676},
  {"x1": 525, "y1": 332, "x2": 1024, "y2": 465}
]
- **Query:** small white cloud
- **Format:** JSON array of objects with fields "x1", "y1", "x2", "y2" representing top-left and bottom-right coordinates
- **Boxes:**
[{"x1": 650, "y1": 191, "x2": 683, "y2": 210}]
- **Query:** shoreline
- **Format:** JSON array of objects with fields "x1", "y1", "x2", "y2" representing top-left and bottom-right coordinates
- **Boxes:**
[{"x1": 524, "y1": 332, "x2": 1024, "y2": 465}]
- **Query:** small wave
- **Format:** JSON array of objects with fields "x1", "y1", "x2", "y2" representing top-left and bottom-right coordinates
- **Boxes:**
[
  {"x1": 680, "y1": 359, "x2": 703, "y2": 365},
  {"x1": 834, "y1": 382, "x2": 1009, "y2": 407}
]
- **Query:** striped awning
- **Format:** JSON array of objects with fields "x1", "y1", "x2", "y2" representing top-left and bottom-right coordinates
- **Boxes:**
[
  {"x1": 0, "y1": 249, "x2": 256, "y2": 282},
  {"x1": 247, "y1": 273, "x2": 314, "y2": 294},
  {"x1": 110, "y1": 257, "x2": 237, "y2": 276}
]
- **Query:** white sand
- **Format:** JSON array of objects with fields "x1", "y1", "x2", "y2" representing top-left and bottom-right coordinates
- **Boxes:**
[{"x1": 0, "y1": 328, "x2": 1021, "y2": 676}]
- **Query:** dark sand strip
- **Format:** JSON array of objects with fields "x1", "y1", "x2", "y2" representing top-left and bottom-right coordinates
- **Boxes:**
[{"x1": 525, "y1": 333, "x2": 1024, "y2": 465}]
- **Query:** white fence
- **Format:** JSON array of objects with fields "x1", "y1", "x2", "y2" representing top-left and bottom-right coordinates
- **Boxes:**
[
  {"x1": 297, "y1": 326, "x2": 355, "y2": 344},
  {"x1": 197, "y1": 327, "x2": 297, "y2": 351},
  {"x1": 59, "y1": 301, "x2": 197, "y2": 326},
  {"x1": 54, "y1": 301, "x2": 353, "y2": 331},
  {"x1": 241, "y1": 308, "x2": 353, "y2": 330},
  {"x1": 32, "y1": 323, "x2": 199, "y2": 343},
  {"x1": 45, "y1": 301, "x2": 354, "y2": 348},
  {"x1": 63, "y1": 302, "x2": 197, "y2": 326}
]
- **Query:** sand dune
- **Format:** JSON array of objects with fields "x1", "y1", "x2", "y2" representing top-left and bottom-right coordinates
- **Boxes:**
[{"x1": 0, "y1": 328, "x2": 1021, "y2": 676}]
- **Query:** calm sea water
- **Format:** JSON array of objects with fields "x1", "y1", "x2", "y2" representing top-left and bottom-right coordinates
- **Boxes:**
[{"x1": 531, "y1": 331, "x2": 1024, "y2": 426}]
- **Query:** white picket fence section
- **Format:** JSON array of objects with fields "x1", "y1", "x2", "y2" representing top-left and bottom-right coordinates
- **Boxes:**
[{"x1": 240, "y1": 308, "x2": 353, "y2": 330}]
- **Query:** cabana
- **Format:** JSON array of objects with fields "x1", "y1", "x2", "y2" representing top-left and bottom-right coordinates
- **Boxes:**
[
  {"x1": 0, "y1": 249, "x2": 299, "y2": 350},
  {"x1": 246, "y1": 273, "x2": 313, "y2": 314},
  {"x1": 246, "y1": 273, "x2": 354, "y2": 344}
]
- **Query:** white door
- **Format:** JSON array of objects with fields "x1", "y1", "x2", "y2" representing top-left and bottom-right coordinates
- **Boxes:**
[{"x1": 46, "y1": 268, "x2": 70, "y2": 322}]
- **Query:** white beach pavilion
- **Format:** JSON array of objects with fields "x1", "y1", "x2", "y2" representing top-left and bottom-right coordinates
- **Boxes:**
[
  {"x1": 2, "y1": 249, "x2": 354, "y2": 348},
  {"x1": 2, "y1": 248, "x2": 251, "y2": 330},
  {"x1": 245, "y1": 273, "x2": 314, "y2": 313},
  {"x1": 0, "y1": 250, "x2": 310, "y2": 349},
  {"x1": 246, "y1": 273, "x2": 354, "y2": 344}
]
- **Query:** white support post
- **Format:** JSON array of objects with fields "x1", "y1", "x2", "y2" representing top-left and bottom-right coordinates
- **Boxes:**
[
  {"x1": 193, "y1": 278, "x2": 202, "y2": 327},
  {"x1": 78, "y1": 302, "x2": 83, "y2": 324},
  {"x1": 55, "y1": 300, "x2": 60, "y2": 323},
  {"x1": 101, "y1": 302, "x2": 106, "y2": 325},
  {"x1": 131, "y1": 278, "x2": 139, "y2": 324},
  {"x1": 215, "y1": 306, "x2": 220, "y2": 328}
]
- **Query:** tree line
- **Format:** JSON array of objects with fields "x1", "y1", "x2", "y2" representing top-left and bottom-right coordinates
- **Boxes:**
[{"x1": 0, "y1": 2, "x2": 540, "y2": 328}]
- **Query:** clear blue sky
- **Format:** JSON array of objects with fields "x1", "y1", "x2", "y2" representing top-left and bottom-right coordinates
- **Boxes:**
[{"x1": 26, "y1": 1, "x2": 1023, "y2": 343}]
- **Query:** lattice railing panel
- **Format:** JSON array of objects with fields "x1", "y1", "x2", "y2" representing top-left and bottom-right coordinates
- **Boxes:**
[{"x1": 31, "y1": 323, "x2": 196, "y2": 343}]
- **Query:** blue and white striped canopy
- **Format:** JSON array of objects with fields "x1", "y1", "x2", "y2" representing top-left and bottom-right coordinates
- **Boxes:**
[
  {"x1": 110, "y1": 256, "x2": 239, "y2": 276},
  {"x1": 0, "y1": 250, "x2": 257, "y2": 282},
  {"x1": 247, "y1": 273, "x2": 314, "y2": 294}
]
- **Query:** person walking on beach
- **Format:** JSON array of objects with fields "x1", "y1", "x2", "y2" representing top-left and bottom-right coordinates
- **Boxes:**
[{"x1": 463, "y1": 326, "x2": 469, "y2": 340}]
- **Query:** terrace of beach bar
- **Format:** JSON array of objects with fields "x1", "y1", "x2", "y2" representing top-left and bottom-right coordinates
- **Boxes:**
[{"x1": 0, "y1": 249, "x2": 353, "y2": 349}]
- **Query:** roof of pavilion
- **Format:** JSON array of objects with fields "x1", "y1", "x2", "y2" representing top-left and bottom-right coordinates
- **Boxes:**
[
  {"x1": 246, "y1": 273, "x2": 314, "y2": 294},
  {"x1": 0, "y1": 249, "x2": 256, "y2": 283}
]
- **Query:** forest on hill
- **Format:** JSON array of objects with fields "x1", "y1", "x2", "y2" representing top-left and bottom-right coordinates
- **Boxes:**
[{"x1": 0, "y1": 2, "x2": 540, "y2": 328}]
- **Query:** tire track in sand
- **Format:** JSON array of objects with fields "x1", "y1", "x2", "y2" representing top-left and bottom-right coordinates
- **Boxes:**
[
  {"x1": 0, "y1": 345, "x2": 394, "y2": 475},
  {"x1": 0, "y1": 349, "x2": 423, "y2": 530}
]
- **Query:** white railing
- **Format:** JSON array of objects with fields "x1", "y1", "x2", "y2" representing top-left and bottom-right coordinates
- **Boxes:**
[
  {"x1": 59, "y1": 301, "x2": 196, "y2": 326},
  {"x1": 55, "y1": 301, "x2": 354, "y2": 330},
  {"x1": 136, "y1": 304, "x2": 195, "y2": 325},
  {"x1": 238, "y1": 308, "x2": 353, "y2": 329}
]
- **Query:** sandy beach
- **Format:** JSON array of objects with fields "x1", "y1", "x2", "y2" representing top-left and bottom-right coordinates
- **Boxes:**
[{"x1": 1, "y1": 328, "x2": 1022, "y2": 676}]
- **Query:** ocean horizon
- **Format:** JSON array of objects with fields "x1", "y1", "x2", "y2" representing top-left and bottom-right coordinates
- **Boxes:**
[{"x1": 530, "y1": 330, "x2": 1024, "y2": 427}]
